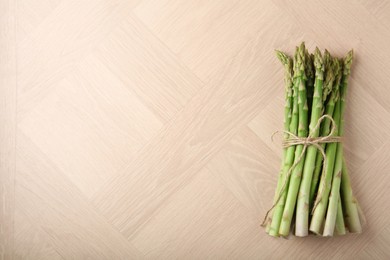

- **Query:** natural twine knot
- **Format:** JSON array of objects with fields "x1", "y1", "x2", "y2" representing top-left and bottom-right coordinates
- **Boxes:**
[{"x1": 262, "y1": 114, "x2": 342, "y2": 227}]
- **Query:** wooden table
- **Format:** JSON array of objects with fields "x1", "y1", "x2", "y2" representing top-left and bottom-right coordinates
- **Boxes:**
[{"x1": 1, "y1": 0, "x2": 390, "y2": 259}]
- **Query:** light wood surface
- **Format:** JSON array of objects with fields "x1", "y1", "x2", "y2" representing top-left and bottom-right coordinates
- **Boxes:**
[
  {"x1": 0, "y1": 0, "x2": 16, "y2": 259},
  {"x1": 1, "y1": 0, "x2": 390, "y2": 259}
]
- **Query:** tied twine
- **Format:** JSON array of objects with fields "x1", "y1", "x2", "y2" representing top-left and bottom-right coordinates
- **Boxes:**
[{"x1": 261, "y1": 114, "x2": 342, "y2": 227}]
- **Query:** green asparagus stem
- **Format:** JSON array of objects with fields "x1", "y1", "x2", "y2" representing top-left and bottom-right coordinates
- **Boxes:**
[
  {"x1": 310, "y1": 97, "x2": 341, "y2": 235},
  {"x1": 339, "y1": 50, "x2": 362, "y2": 234},
  {"x1": 277, "y1": 51, "x2": 294, "y2": 151},
  {"x1": 268, "y1": 49, "x2": 300, "y2": 237},
  {"x1": 341, "y1": 159, "x2": 362, "y2": 233},
  {"x1": 295, "y1": 48, "x2": 324, "y2": 236},
  {"x1": 323, "y1": 105, "x2": 343, "y2": 236},
  {"x1": 279, "y1": 43, "x2": 308, "y2": 236},
  {"x1": 323, "y1": 52, "x2": 354, "y2": 236},
  {"x1": 339, "y1": 51, "x2": 362, "y2": 234},
  {"x1": 266, "y1": 51, "x2": 293, "y2": 233},
  {"x1": 309, "y1": 56, "x2": 341, "y2": 206},
  {"x1": 335, "y1": 195, "x2": 346, "y2": 235},
  {"x1": 305, "y1": 51, "x2": 315, "y2": 120}
]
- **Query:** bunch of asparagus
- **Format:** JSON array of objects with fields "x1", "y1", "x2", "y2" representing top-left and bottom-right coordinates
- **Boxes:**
[{"x1": 264, "y1": 42, "x2": 363, "y2": 237}]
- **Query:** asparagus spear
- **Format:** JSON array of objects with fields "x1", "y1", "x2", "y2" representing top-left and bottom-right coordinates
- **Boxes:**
[
  {"x1": 310, "y1": 92, "x2": 342, "y2": 235},
  {"x1": 309, "y1": 56, "x2": 341, "y2": 206},
  {"x1": 266, "y1": 51, "x2": 293, "y2": 233},
  {"x1": 341, "y1": 159, "x2": 362, "y2": 233},
  {"x1": 335, "y1": 196, "x2": 346, "y2": 235},
  {"x1": 305, "y1": 51, "x2": 315, "y2": 120},
  {"x1": 295, "y1": 47, "x2": 325, "y2": 236},
  {"x1": 268, "y1": 48, "x2": 300, "y2": 237},
  {"x1": 338, "y1": 50, "x2": 362, "y2": 234},
  {"x1": 323, "y1": 51, "x2": 354, "y2": 236},
  {"x1": 279, "y1": 43, "x2": 309, "y2": 236},
  {"x1": 322, "y1": 103, "x2": 343, "y2": 236}
]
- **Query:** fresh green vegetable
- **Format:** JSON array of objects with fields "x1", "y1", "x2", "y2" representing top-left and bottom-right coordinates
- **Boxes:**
[
  {"x1": 265, "y1": 51, "x2": 293, "y2": 233},
  {"x1": 323, "y1": 52, "x2": 353, "y2": 236},
  {"x1": 264, "y1": 43, "x2": 363, "y2": 237},
  {"x1": 295, "y1": 47, "x2": 325, "y2": 236},
  {"x1": 279, "y1": 42, "x2": 309, "y2": 237},
  {"x1": 309, "y1": 56, "x2": 341, "y2": 206},
  {"x1": 268, "y1": 48, "x2": 300, "y2": 237}
]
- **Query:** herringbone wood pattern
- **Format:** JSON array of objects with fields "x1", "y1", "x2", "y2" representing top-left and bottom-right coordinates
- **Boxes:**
[{"x1": 1, "y1": 0, "x2": 390, "y2": 259}]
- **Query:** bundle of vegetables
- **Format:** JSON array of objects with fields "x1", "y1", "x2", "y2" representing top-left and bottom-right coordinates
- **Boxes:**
[{"x1": 263, "y1": 42, "x2": 363, "y2": 237}]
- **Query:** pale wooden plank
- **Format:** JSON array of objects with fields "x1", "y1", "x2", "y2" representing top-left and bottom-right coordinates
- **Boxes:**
[
  {"x1": 206, "y1": 126, "x2": 280, "y2": 215},
  {"x1": 17, "y1": 0, "x2": 62, "y2": 41},
  {"x1": 14, "y1": 210, "x2": 63, "y2": 260},
  {"x1": 93, "y1": 14, "x2": 203, "y2": 122},
  {"x1": 134, "y1": 0, "x2": 303, "y2": 83},
  {"x1": 359, "y1": 225, "x2": 390, "y2": 259},
  {"x1": 15, "y1": 132, "x2": 143, "y2": 259},
  {"x1": 17, "y1": 0, "x2": 139, "y2": 119},
  {"x1": 248, "y1": 94, "x2": 285, "y2": 157},
  {"x1": 131, "y1": 168, "x2": 260, "y2": 259},
  {"x1": 0, "y1": 0, "x2": 16, "y2": 258},
  {"x1": 19, "y1": 55, "x2": 162, "y2": 197},
  {"x1": 92, "y1": 12, "x2": 297, "y2": 239},
  {"x1": 358, "y1": 0, "x2": 390, "y2": 29}
]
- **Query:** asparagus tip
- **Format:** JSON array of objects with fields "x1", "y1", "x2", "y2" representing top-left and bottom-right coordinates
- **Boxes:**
[
  {"x1": 275, "y1": 50, "x2": 290, "y2": 66},
  {"x1": 343, "y1": 49, "x2": 354, "y2": 76},
  {"x1": 314, "y1": 46, "x2": 321, "y2": 54},
  {"x1": 322, "y1": 56, "x2": 335, "y2": 101},
  {"x1": 294, "y1": 43, "x2": 306, "y2": 78},
  {"x1": 313, "y1": 47, "x2": 324, "y2": 73}
]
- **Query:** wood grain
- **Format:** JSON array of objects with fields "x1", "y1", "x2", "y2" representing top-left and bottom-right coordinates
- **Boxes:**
[
  {"x1": 15, "y1": 133, "x2": 143, "y2": 259},
  {"x1": 2, "y1": 0, "x2": 390, "y2": 258},
  {"x1": 0, "y1": 0, "x2": 16, "y2": 259},
  {"x1": 14, "y1": 209, "x2": 62, "y2": 260}
]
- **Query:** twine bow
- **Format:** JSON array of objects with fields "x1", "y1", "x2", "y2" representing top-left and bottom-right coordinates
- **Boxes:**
[{"x1": 261, "y1": 114, "x2": 342, "y2": 227}]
